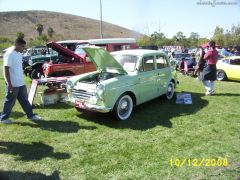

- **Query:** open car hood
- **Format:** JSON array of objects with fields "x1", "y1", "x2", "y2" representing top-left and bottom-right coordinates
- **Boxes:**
[
  {"x1": 47, "y1": 41, "x2": 83, "y2": 60},
  {"x1": 82, "y1": 46, "x2": 127, "y2": 74}
]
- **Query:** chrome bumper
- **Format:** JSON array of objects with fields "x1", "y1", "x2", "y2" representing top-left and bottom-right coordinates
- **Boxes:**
[
  {"x1": 67, "y1": 99, "x2": 111, "y2": 113},
  {"x1": 84, "y1": 104, "x2": 112, "y2": 113}
]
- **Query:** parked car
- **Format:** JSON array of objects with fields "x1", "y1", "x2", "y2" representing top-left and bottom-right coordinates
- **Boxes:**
[
  {"x1": 43, "y1": 38, "x2": 137, "y2": 78},
  {"x1": 43, "y1": 42, "x2": 96, "y2": 77},
  {"x1": 58, "y1": 38, "x2": 137, "y2": 52},
  {"x1": 66, "y1": 47, "x2": 178, "y2": 120},
  {"x1": 216, "y1": 56, "x2": 240, "y2": 81},
  {"x1": 170, "y1": 53, "x2": 192, "y2": 68},
  {"x1": 24, "y1": 46, "x2": 59, "y2": 79}
]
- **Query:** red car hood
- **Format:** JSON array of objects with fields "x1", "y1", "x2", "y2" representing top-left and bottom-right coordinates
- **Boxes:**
[{"x1": 47, "y1": 41, "x2": 83, "y2": 60}]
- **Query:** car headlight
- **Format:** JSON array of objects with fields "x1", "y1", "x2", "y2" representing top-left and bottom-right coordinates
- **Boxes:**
[
  {"x1": 96, "y1": 84, "x2": 105, "y2": 99},
  {"x1": 66, "y1": 80, "x2": 74, "y2": 89}
]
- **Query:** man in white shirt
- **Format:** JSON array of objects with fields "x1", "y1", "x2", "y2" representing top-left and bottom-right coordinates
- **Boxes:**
[{"x1": 0, "y1": 38, "x2": 42, "y2": 124}]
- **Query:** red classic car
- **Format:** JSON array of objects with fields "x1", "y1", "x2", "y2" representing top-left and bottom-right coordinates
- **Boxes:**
[{"x1": 43, "y1": 42, "x2": 96, "y2": 77}]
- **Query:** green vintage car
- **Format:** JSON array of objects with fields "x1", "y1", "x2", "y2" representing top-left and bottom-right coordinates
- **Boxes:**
[
  {"x1": 66, "y1": 47, "x2": 178, "y2": 120},
  {"x1": 24, "y1": 46, "x2": 59, "y2": 79}
]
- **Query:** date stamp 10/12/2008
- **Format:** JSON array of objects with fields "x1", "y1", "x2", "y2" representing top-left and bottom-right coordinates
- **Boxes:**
[{"x1": 170, "y1": 158, "x2": 228, "y2": 167}]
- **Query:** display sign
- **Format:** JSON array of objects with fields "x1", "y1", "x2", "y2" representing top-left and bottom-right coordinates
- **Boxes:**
[
  {"x1": 28, "y1": 79, "x2": 38, "y2": 105},
  {"x1": 176, "y1": 93, "x2": 192, "y2": 104}
]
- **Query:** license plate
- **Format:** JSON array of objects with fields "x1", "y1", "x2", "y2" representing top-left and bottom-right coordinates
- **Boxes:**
[{"x1": 75, "y1": 100, "x2": 85, "y2": 109}]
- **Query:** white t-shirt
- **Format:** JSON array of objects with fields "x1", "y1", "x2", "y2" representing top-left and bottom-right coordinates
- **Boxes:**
[{"x1": 3, "y1": 48, "x2": 25, "y2": 87}]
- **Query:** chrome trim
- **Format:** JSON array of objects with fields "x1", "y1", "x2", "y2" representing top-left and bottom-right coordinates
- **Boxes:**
[
  {"x1": 72, "y1": 89, "x2": 95, "y2": 101},
  {"x1": 84, "y1": 104, "x2": 111, "y2": 113}
]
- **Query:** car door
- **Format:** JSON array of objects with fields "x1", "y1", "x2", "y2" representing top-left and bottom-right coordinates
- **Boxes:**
[
  {"x1": 135, "y1": 55, "x2": 158, "y2": 103},
  {"x1": 156, "y1": 54, "x2": 171, "y2": 95},
  {"x1": 228, "y1": 59, "x2": 240, "y2": 80}
]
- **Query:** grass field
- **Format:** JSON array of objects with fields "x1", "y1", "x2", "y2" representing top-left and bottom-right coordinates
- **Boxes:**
[{"x1": 0, "y1": 59, "x2": 240, "y2": 179}]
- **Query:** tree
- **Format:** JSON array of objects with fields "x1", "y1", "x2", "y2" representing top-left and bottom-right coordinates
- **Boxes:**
[
  {"x1": 150, "y1": 32, "x2": 166, "y2": 46},
  {"x1": 36, "y1": 24, "x2": 44, "y2": 36},
  {"x1": 137, "y1": 35, "x2": 152, "y2": 46},
  {"x1": 189, "y1": 32, "x2": 200, "y2": 40},
  {"x1": 37, "y1": 34, "x2": 48, "y2": 42},
  {"x1": 0, "y1": 36, "x2": 14, "y2": 52},
  {"x1": 198, "y1": 38, "x2": 209, "y2": 47},
  {"x1": 47, "y1": 27, "x2": 54, "y2": 38},
  {"x1": 17, "y1": 32, "x2": 25, "y2": 39},
  {"x1": 175, "y1": 31, "x2": 186, "y2": 41},
  {"x1": 230, "y1": 25, "x2": 240, "y2": 47},
  {"x1": 188, "y1": 32, "x2": 200, "y2": 48},
  {"x1": 213, "y1": 26, "x2": 224, "y2": 46}
]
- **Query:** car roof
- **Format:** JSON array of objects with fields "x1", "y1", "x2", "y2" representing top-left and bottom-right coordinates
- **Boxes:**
[
  {"x1": 111, "y1": 49, "x2": 166, "y2": 56},
  {"x1": 57, "y1": 38, "x2": 136, "y2": 45}
]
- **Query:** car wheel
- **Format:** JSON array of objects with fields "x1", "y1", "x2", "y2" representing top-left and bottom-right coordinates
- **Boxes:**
[
  {"x1": 216, "y1": 70, "x2": 227, "y2": 81},
  {"x1": 165, "y1": 82, "x2": 175, "y2": 100},
  {"x1": 31, "y1": 68, "x2": 43, "y2": 79},
  {"x1": 113, "y1": 94, "x2": 133, "y2": 121}
]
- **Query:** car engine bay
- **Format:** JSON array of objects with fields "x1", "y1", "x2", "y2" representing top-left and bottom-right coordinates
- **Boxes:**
[{"x1": 80, "y1": 72, "x2": 119, "y2": 84}]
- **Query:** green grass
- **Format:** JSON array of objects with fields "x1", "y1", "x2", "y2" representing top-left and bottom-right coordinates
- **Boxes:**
[{"x1": 0, "y1": 59, "x2": 240, "y2": 179}]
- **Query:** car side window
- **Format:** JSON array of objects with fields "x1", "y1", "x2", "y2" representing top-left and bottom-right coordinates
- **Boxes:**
[
  {"x1": 230, "y1": 59, "x2": 240, "y2": 65},
  {"x1": 142, "y1": 56, "x2": 155, "y2": 72},
  {"x1": 223, "y1": 59, "x2": 229, "y2": 63},
  {"x1": 156, "y1": 55, "x2": 168, "y2": 69}
]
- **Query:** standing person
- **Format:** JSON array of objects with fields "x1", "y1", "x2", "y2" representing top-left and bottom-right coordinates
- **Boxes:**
[
  {"x1": 200, "y1": 41, "x2": 218, "y2": 95},
  {"x1": 0, "y1": 38, "x2": 42, "y2": 124},
  {"x1": 194, "y1": 46, "x2": 206, "y2": 77}
]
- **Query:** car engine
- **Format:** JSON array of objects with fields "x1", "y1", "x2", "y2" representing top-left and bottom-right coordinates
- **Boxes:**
[{"x1": 80, "y1": 72, "x2": 119, "y2": 84}]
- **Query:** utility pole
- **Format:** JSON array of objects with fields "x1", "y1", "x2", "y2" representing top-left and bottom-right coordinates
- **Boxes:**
[{"x1": 100, "y1": 0, "x2": 103, "y2": 38}]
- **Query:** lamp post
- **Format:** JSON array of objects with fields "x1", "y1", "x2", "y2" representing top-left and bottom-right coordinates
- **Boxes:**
[{"x1": 100, "y1": 0, "x2": 103, "y2": 38}]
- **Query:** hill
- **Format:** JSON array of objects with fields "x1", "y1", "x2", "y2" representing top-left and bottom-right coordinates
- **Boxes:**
[{"x1": 0, "y1": 10, "x2": 142, "y2": 41}]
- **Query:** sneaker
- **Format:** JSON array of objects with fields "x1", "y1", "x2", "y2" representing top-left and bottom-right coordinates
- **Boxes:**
[
  {"x1": 210, "y1": 90, "x2": 215, "y2": 95},
  {"x1": 29, "y1": 115, "x2": 42, "y2": 121},
  {"x1": 0, "y1": 119, "x2": 12, "y2": 124},
  {"x1": 205, "y1": 91, "x2": 211, "y2": 95}
]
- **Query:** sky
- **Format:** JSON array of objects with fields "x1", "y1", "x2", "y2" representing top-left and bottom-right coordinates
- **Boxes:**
[{"x1": 0, "y1": 0, "x2": 240, "y2": 38}]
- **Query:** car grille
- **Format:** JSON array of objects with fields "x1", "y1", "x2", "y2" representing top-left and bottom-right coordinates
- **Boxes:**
[{"x1": 72, "y1": 89, "x2": 95, "y2": 101}]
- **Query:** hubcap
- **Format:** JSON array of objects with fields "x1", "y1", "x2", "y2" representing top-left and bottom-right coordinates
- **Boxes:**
[
  {"x1": 218, "y1": 72, "x2": 224, "y2": 80},
  {"x1": 166, "y1": 84, "x2": 173, "y2": 98},
  {"x1": 120, "y1": 100, "x2": 128, "y2": 109},
  {"x1": 117, "y1": 96, "x2": 133, "y2": 120}
]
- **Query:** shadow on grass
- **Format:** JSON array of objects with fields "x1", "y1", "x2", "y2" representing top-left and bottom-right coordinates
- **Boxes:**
[
  {"x1": 212, "y1": 93, "x2": 240, "y2": 96},
  {"x1": 33, "y1": 103, "x2": 73, "y2": 109},
  {"x1": 77, "y1": 92, "x2": 208, "y2": 131},
  {"x1": 0, "y1": 170, "x2": 60, "y2": 180},
  {"x1": 15, "y1": 120, "x2": 96, "y2": 133},
  {"x1": 0, "y1": 141, "x2": 70, "y2": 161},
  {"x1": 0, "y1": 112, "x2": 25, "y2": 119},
  {"x1": 9, "y1": 111, "x2": 25, "y2": 119}
]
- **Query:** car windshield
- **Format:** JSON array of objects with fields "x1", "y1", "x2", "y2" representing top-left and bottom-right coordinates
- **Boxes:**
[
  {"x1": 75, "y1": 47, "x2": 86, "y2": 56},
  {"x1": 112, "y1": 55, "x2": 138, "y2": 72}
]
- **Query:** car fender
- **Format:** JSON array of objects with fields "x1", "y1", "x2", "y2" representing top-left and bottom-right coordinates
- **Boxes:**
[{"x1": 102, "y1": 76, "x2": 138, "y2": 108}]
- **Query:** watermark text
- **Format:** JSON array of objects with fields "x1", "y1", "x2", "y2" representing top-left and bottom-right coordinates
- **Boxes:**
[{"x1": 196, "y1": 0, "x2": 238, "y2": 7}]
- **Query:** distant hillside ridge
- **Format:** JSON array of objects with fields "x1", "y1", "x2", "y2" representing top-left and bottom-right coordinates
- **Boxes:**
[{"x1": 0, "y1": 10, "x2": 142, "y2": 41}]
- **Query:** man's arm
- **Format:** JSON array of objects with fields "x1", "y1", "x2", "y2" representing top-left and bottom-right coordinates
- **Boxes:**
[
  {"x1": 4, "y1": 66, "x2": 13, "y2": 92},
  {"x1": 204, "y1": 51, "x2": 211, "y2": 60}
]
